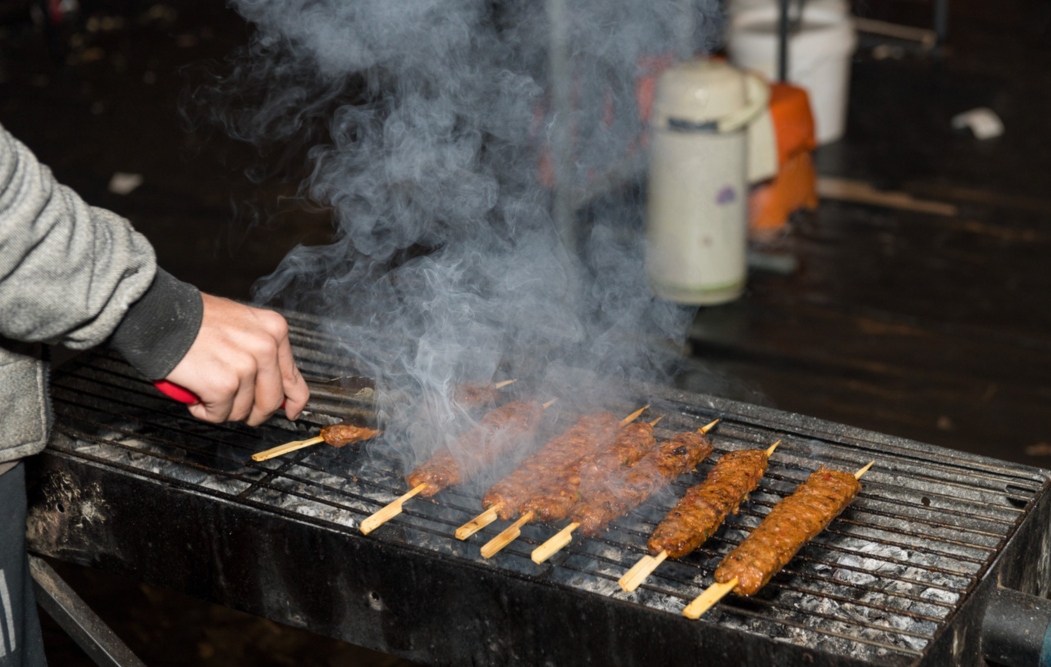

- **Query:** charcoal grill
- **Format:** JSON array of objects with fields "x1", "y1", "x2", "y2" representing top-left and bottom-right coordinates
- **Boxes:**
[{"x1": 24, "y1": 311, "x2": 1051, "y2": 667}]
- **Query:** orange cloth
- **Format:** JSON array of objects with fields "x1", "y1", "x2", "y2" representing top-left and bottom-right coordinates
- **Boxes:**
[
  {"x1": 749, "y1": 151, "x2": 818, "y2": 237},
  {"x1": 749, "y1": 83, "x2": 818, "y2": 237},
  {"x1": 769, "y1": 83, "x2": 817, "y2": 165}
]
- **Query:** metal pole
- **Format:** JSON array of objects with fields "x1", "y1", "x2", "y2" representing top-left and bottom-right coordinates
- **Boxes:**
[
  {"x1": 546, "y1": 0, "x2": 575, "y2": 257},
  {"x1": 778, "y1": 0, "x2": 790, "y2": 81},
  {"x1": 677, "y1": 0, "x2": 695, "y2": 61},
  {"x1": 29, "y1": 555, "x2": 146, "y2": 667},
  {"x1": 933, "y1": 0, "x2": 949, "y2": 48}
]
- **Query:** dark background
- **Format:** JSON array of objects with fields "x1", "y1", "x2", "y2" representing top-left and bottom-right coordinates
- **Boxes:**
[{"x1": 2, "y1": 0, "x2": 1049, "y2": 664}]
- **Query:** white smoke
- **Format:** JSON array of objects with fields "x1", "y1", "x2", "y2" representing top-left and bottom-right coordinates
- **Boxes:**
[{"x1": 192, "y1": 0, "x2": 724, "y2": 466}]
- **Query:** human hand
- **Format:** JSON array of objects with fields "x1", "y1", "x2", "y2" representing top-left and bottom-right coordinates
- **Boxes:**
[{"x1": 162, "y1": 294, "x2": 310, "y2": 425}]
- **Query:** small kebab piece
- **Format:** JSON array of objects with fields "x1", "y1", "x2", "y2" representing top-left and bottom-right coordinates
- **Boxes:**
[
  {"x1": 619, "y1": 440, "x2": 780, "y2": 593},
  {"x1": 252, "y1": 380, "x2": 516, "y2": 462},
  {"x1": 682, "y1": 460, "x2": 875, "y2": 620},
  {"x1": 360, "y1": 398, "x2": 554, "y2": 535},
  {"x1": 252, "y1": 423, "x2": 380, "y2": 462},
  {"x1": 475, "y1": 407, "x2": 648, "y2": 557},
  {"x1": 531, "y1": 420, "x2": 720, "y2": 564}
]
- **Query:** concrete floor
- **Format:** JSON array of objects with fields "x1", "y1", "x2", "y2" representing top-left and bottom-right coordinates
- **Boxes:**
[{"x1": 3, "y1": 0, "x2": 1051, "y2": 664}]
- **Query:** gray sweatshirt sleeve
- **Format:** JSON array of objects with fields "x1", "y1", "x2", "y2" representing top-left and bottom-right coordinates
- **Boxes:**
[{"x1": 0, "y1": 122, "x2": 203, "y2": 378}]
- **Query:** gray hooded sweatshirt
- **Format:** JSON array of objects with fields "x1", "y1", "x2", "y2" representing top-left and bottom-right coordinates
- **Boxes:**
[{"x1": 0, "y1": 122, "x2": 203, "y2": 471}]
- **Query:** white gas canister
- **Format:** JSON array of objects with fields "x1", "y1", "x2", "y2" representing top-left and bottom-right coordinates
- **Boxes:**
[{"x1": 645, "y1": 60, "x2": 769, "y2": 305}]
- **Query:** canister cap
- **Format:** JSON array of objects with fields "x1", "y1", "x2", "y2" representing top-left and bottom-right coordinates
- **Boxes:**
[{"x1": 652, "y1": 59, "x2": 753, "y2": 130}]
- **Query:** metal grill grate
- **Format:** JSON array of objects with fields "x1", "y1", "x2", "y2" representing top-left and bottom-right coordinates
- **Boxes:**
[{"x1": 42, "y1": 315, "x2": 1050, "y2": 667}]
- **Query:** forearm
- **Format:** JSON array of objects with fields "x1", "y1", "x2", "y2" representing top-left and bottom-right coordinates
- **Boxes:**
[{"x1": 0, "y1": 122, "x2": 306, "y2": 424}]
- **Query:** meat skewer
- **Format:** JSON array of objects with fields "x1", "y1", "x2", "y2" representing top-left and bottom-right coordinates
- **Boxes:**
[
  {"x1": 474, "y1": 406, "x2": 649, "y2": 557},
  {"x1": 452, "y1": 378, "x2": 517, "y2": 407},
  {"x1": 521, "y1": 416, "x2": 664, "y2": 523},
  {"x1": 476, "y1": 416, "x2": 663, "y2": 552},
  {"x1": 483, "y1": 408, "x2": 646, "y2": 519},
  {"x1": 455, "y1": 408, "x2": 645, "y2": 540},
  {"x1": 682, "y1": 461, "x2": 874, "y2": 620},
  {"x1": 252, "y1": 380, "x2": 516, "y2": 462},
  {"x1": 619, "y1": 440, "x2": 779, "y2": 592},
  {"x1": 359, "y1": 398, "x2": 555, "y2": 535},
  {"x1": 405, "y1": 398, "x2": 557, "y2": 497},
  {"x1": 251, "y1": 423, "x2": 381, "y2": 462},
  {"x1": 531, "y1": 420, "x2": 719, "y2": 564}
]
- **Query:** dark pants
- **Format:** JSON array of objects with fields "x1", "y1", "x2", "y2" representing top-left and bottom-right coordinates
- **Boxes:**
[{"x1": 0, "y1": 464, "x2": 47, "y2": 667}]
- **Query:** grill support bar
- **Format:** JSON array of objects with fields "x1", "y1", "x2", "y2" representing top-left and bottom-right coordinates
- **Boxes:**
[
  {"x1": 29, "y1": 555, "x2": 145, "y2": 667},
  {"x1": 982, "y1": 586, "x2": 1051, "y2": 667}
]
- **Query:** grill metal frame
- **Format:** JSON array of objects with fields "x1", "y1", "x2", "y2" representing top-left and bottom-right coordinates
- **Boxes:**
[{"x1": 24, "y1": 319, "x2": 1051, "y2": 667}]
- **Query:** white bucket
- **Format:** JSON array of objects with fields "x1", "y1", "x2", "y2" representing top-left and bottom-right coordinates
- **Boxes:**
[
  {"x1": 726, "y1": 0, "x2": 849, "y2": 19},
  {"x1": 727, "y1": 4, "x2": 857, "y2": 144}
]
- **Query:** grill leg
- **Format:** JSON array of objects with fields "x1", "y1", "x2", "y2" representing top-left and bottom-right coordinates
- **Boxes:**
[{"x1": 28, "y1": 556, "x2": 146, "y2": 667}]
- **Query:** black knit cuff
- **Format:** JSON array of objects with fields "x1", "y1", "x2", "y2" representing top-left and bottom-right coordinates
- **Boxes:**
[{"x1": 109, "y1": 268, "x2": 204, "y2": 379}]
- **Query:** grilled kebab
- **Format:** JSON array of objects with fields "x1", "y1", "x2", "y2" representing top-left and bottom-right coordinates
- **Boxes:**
[
  {"x1": 520, "y1": 420, "x2": 659, "y2": 523},
  {"x1": 360, "y1": 399, "x2": 550, "y2": 535},
  {"x1": 474, "y1": 408, "x2": 649, "y2": 555},
  {"x1": 319, "y1": 423, "x2": 381, "y2": 448},
  {"x1": 531, "y1": 424, "x2": 716, "y2": 563},
  {"x1": 619, "y1": 442, "x2": 775, "y2": 592},
  {"x1": 451, "y1": 380, "x2": 514, "y2": 408},
  {"x1": 683, "y1": 463, "x2": 869, "y2": 618},
  {"x1": 571, "y1": 428, "x2": 715, "y2": 537},
  {"x1": 714, "y1": 465, "x2": 862, "y2": 595},
  {"x1": 481, "y1": 412, "x2": 623, "y2": 521},
  {"x1": 648, "y1": 446, "x2": 772, "y2": 559},
  {"x1": 254, "y1": 380, "x2": 514, "y2": 463},
  {"x1": 252, "y1": 422, "x2": 380, "y2": 461},
  {"x1": 406, "y1": 399, "x2": 548, "y2": 497}
]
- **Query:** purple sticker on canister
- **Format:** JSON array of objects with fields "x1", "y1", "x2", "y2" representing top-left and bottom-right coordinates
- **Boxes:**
[{"x1": 716, "y1": 185, "x2": 737, "y2": 206}]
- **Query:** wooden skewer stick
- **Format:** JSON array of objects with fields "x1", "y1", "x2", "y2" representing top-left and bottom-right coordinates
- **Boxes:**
[
  {"x1": 855, "y1": 460, "x2": 876, "y2": 479},
  {"x1": 621, "y1": 405, "x2": 650, "y2": 426},
  {"x1": 531, "y1": 522, "x2": 579, "y2": 564},
  {"x1": 360, "y1": 484, "x2": 427, "y2": 535},
  {"x1": 766, "y1": 440, "x2": 781, "y2": 456},
  {"x1": 252, "y1": 436, "x2": 324, "y2": 462},
  {"x1": 683, "y1": 459, "x2": 877, "y2": 619},
  {"x1": 683, "y1": 578, "x2": 737, "y2": 619},
  {"x1": 456, "y1": 503, "x2": 503, "y2": 540},
  {"x1": 619, "y1": 550, "x2": 668, "y2": 592},
  {"x1": 481, "y1": 512, "x2": 534, "y2": 559},
  {"x1": 649, "y1": 416, "x2": 664, "y2": 427},
  {"x1": 494, "y1": 379, "x2": 518, "y2": 389},
  {"x1": 699, "y1": 419, "x2": 720, "y2": 434},
  {"x1": 619, "y1": 555, "x2": 654, "y2": 590}
]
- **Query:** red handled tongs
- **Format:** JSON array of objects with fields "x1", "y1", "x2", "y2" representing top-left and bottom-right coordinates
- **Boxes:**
[{"x1": 153, "y1": 380, "x2": 287, "y2": 409}]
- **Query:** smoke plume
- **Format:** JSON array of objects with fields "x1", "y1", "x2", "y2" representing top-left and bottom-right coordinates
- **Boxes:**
[{"x1": 196, "y1": 0, "x2": 723, "y2": 469}]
